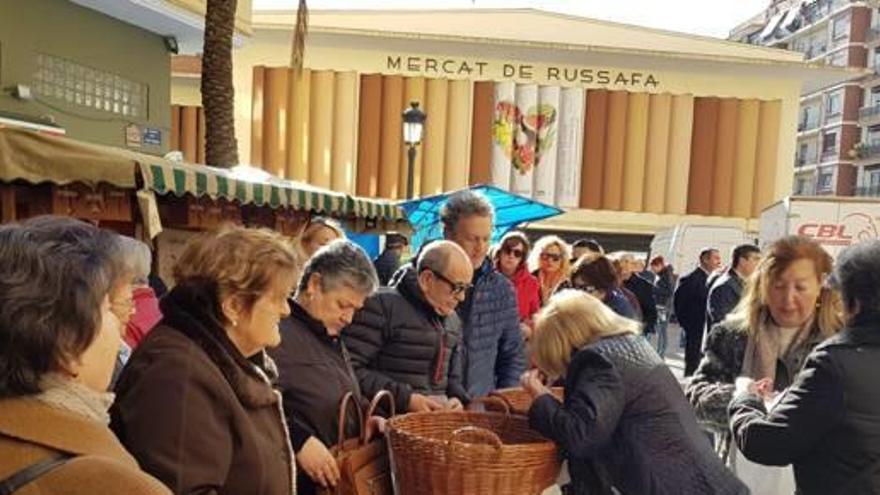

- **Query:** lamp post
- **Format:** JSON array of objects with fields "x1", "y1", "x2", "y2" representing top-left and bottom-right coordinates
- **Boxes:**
[{"x1": 402, "y1": 101, "x2": 427, "y2": 199}]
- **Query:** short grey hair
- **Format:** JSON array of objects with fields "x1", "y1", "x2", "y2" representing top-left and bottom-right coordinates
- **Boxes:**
[
  {"x1": 832, "y1": 240, "x2": 880, "y2": 321},
  {"x1": 440, "y1": 190, "x2": 494, "y2": 235},
  {"x1": 117, "y1": 236, "x2": 152, "y2": 284},
  {"x1": 417, "y1": 240, "x2": 468, "y2": 274},
  {"x1": 297, "y1": 240, "x2": 378, "y2": 296}
]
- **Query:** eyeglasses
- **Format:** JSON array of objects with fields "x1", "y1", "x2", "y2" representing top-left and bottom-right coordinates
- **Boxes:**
[
  {"x1": 426, "y1": 269, "x2": 473, "y2": 296},
  {"x1": 502, "y1": 246, "x2": 525, "y2": 259},
  {"x1": 540, "y1": 252, "x2": 562, "y2": 263},
  {"x1": 572, "y1": 282, "x2": 599, "y2": 294}
]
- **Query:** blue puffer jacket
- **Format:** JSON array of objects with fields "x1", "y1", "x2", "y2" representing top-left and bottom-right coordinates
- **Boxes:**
[{"x1": 457, "y1": 258, "x2": 526, "y2": 397}]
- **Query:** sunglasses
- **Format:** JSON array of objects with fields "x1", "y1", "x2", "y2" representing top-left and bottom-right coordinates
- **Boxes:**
[
  {"x1": 426, "y1": 269, "x2": 473, "y2": 296},
  {"x1": 540, "y1": 252, "x2": 562, "y2": 263},
  {"x1": 502, "y1": 246, "x2": 525, "y2": 259}
]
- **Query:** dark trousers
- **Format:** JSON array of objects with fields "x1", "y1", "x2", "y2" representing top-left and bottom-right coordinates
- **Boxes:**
[{"x1": 683, "y1": 324, "x2": 704, "y2": 377}]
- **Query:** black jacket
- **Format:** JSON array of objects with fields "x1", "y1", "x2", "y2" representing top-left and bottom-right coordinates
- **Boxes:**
[
  {"x1": 528, "y1": 334, "x2": 747, "y2": 495},
  {"x1": 729, "y1": 322, "x2": 880, "y2": 495},
  {"x1": 674, "y1": 267, "x2": 710, "y2": 333},
  {"x1": 707, "y1": 269, "x2": 744, "y2": 328},
  {"x1": 653, "y1": 266, "x2": 675, "y2": 307},
  {"x1": 373, "y1": 249, "x2": 401, "y2": 287},
  {"x1": 624, "y1": 273, "x2": 658, "y2": 333},
  {"x1": 269, "y1": 301, "x2": 362, "y2": 495},
  {"x1": 344, "y1": 266, "x2": 469, "y2": 413}
]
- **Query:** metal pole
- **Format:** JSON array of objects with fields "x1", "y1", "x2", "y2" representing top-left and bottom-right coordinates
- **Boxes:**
[{"x1": 406, "y1": 144, "x2": 417, "y2": 199}]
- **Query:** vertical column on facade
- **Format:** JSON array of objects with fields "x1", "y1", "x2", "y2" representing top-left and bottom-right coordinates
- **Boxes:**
[
  {"x1": 712, "y1": 98, "x2": 739, "y2": 217},
  {"x1": 469, "y1": 81, "x2": 494, "y2": 186},
  {"x1": 356, "y1": 74, "x2": 382, "y2": 197},
  {"x1": 752, "y1": 100, "x2": 782, "y2": 217},
  {"x1": 250, "y1": 67, "x2": 264, "y2": 166},
  {"x1": 511, "y1": 84, "x2": 538, "y2": 198},
  {"x1": 422, "y1": 78, "x2": 449, "y2": 197},
  {"x1": 533, "y1": 85, "x2": 560, "y2": 205},
  {"x1": 197, "y1": 108, "x2": 206, "y2": 165},
  {"x1": 581, "y1": 89, "x2": 607, "y2": 209},
  {"x1": 602, "y1": 91, "x2": 628, "y2": 211},
  {"x1": 687, "y1": 97, "x2": 719, "y2": 215},
  {"x1": 445, "y1": 79, "x2": 472, "y2": 191},
  {"x1": 286, "y1": 69, "x2": 311, "y2": 182},
  {"x1": 331, "y1": 71, "x2": 358, "y2": 194},
  {"x1": 181, "y1": 106, "x2": 199, "y2": 164},
  {"x1": 556, "y1": 87, "x2": 585, "y2": 209},
  {"x1": 665, "y1": 94, "x2": 694, "y2": 215},
  {"x1": 643, "y1": 93, "x2": 672, "y2": 214},
  {"x1": 308, "y1": 70, "x2": 335, "y2": 189},
  {"x1": 263, "y1": 67, "x2": 289, "y2": 176},
  {"x1": 171, "y1": 105, "x2": 181, "y2": 154},
  {"x1": 491, "y1": 81, "x2": 516, "y2": 190},
  {"x1": 378, "y1": 75, "x2": 404, "y2": 198},
  {"x1": 731, "y1": 99, "x2": 761, "y2": 218},
  {"x1": 622, "y1": 92, "x2": 649, "y2": 212},
  {"x1": 399, "y1": 77, "x2": 426, "y2": 197}
]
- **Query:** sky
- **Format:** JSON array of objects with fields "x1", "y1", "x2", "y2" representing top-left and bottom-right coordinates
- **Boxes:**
[{"x1": 252, "y1": 0, "x2": 772, "y2": 39}]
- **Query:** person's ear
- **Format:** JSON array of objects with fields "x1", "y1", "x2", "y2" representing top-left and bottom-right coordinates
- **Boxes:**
[{"x1": 221, "y1": 296, "x2": 245, "y2": 327}]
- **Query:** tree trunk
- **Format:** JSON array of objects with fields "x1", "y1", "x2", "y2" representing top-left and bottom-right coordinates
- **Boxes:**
[{"x1": 201, "y1": 0, "x2": 239, "y2": 167}]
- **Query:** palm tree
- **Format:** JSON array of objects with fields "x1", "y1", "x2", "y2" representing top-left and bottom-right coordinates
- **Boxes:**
[
  {"x1": 201, "y1": 0, "x2": 239, "y2": 167},
  {"x1": 291, "y1": 0, "x2": 308, "y2": 71}
]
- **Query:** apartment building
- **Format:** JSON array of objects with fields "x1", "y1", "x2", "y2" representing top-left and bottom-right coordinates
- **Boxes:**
[{"x1": 731, "y1": 0, "x2": 879, "y2": 198}]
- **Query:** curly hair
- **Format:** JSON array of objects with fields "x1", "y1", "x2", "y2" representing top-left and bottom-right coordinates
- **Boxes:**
[
  {"x1": 440, "y1": 190, "x2": 494, "y2": 235},
  {"x1": 0, "y1": 217, "x2": 120, "y2": 397},
  {"x1": 527, "y1": 235, "x2": 572, "y2": 275}
]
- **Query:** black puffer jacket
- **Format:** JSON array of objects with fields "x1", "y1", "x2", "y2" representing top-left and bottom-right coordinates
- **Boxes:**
[
  {"x1": 528, "y1": 334, "x2": 747, "y2": 495},
  {"x1": 344, "y1": 265, "x2": 469, "y2": 413}
]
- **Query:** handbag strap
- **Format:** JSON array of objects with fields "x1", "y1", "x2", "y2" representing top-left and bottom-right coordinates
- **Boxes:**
[
  {"x1": 334, "y1": 392, "x2": 365, "y2": 452},
  {"x1": 362, "y1": 390, "x2": 396, "y2": 444},
  {"x1": 0, "y1": 453, "x2": 75, "y2": 495}
]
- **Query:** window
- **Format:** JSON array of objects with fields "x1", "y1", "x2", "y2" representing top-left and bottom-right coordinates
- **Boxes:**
[
  {"x1": 832, "y1": 15, "x2": 850, "y2": 41},
  {"x1": 871, "y1": 86, "x2": 880, "y2": 107},
  {"x1": 32, "y1": 54, "x2": 147, "y2": 118},
  {"x1": 868, "y1": 169, "x2": 880, "y2": 187},
  {"x1": 794, "y1": 177, "x2": 812, "y2": 195},
  {"x1": 826, "y1": 50, "x2": 847, "y2": 67},
  {"x1": 818, "y1": 170, "x2": 834, "y2": 191},
  {"x1": 869, "y1": 124, "x2": 880, "y2": 146},
  {"x1": 823, "y1": 132, "x2": 838, "y2": 153},
  {"x1": 798, "y1": 143, "x2": 809, "y2": 165},
  {"x1": 826, "y1": 92, "x2": 843, "y2": 117}
]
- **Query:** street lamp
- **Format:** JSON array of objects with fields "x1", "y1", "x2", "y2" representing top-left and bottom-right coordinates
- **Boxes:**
[{"x1": 402, "y1": 101, "x2": 426, "y2": 199}]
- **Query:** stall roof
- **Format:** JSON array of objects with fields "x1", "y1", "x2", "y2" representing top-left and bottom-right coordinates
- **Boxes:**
[{"x1": 0, "y1": 127, "x2": 406, "y2": 223}]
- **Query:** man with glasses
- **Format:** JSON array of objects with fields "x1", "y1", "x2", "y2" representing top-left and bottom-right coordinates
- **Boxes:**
[
  {"x1": 442, "y1": 191, "x2": 526, "y2": 397},
  {"x1": 344, "y1": 241, "x2": 472, "y2": 413}
]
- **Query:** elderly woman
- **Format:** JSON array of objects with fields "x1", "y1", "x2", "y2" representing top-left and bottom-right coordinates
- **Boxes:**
[
  {"x1": 299, "y1": 216, "x2": 345, "y2": 259},
  {"x1": 528, "y1": 235, "x2": 572, "y2": 305},
  {"x1": 728, "y1": 240, "x2": 880, "y2": 494},
  {"x1": 269, "y1": 240, "x2": 379, "y2": 495},
  {"x1": 115, "y1": 236, "x2": 162, "y2": 350},
  {"x1": 522, "y1": 290, "x2": 747, "y2": 494},
  {"x1": 686, "y1": 236, "x2": 843, "y2": 469},
  {"x1": 0, "y1": 217, "x2": 169, "y2": 495},
  {"x1": 570, "y1": 254, "x2": 638, "y2": 319},
  {"x1": 111, "y1": 226, "x2": 299, "y2": 495},
  {"x1": 495, "y1": 231, "x2": 541, "y2": 339}
]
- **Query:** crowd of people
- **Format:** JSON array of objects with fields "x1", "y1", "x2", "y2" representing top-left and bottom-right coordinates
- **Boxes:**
[{"x1": 0, "y1": 188, "x2": 878, "y2": 495}]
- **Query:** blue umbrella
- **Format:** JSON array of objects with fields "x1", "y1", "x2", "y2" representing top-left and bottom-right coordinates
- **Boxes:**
[{"x1": 399, "y1": 184, "x2": 564, "y2": 254}]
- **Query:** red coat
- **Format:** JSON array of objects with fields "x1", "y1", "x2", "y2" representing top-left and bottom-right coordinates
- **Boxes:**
[
  {"x1": 123, "y1": 286, "x2": 162, "y2": 349},
  {"x1": 508, "y1": 265, "x2": 541, "y2": 324}
]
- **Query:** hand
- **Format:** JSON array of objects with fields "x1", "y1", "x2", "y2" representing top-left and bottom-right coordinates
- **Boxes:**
[
  {"x1": 520, "y1": 369, "x2": 549, "y2": 398},
  {"x1": 364, "y1": 416, "x2": 387, "y2": 442},
  {"x1": 447, "y1": 398, "x2": 463, "y2": 410},
  {"x1": 408, "y1": 393, "x2": 445, "y2": 413},
  {"x1": 520, "y1": 322, "x2": 533, "y2": 341},
  {"x1": 297, "y1": 437, "x2": 340, "y2": 488},
  {"x1": 752, "y1": 378, "x2": 775, "y2": 399}
]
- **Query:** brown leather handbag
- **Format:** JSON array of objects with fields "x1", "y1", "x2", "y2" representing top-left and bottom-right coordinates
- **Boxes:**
[{"x1": 319, "y1": 390, "x2": 396, "y2": 495}]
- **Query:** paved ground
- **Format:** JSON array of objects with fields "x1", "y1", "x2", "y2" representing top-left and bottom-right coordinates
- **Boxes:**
[{"x1": 541, "y1": 323, "x2": 688, "y2": 494}]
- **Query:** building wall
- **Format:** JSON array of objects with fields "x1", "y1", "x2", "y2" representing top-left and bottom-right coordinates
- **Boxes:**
[{"x1": 0, "y1": 0, "x2": 170, "y2": 153}]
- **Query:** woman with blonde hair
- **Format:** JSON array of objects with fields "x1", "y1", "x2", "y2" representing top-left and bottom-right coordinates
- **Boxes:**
[
  {"x1": 686, "y1": 236, "x2": 843, "y2": 450},
  {"x1": 523, "y1": 290, "x2": 746, "y2": 494},
  {"x1": 299, "y1": 216, "x2": 345, "y2": 260},
  {"x1": 528, "y1": 235, "x2": 572, "y2": 305}
]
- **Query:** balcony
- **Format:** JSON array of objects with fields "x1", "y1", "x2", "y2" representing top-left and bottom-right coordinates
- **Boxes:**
[
  {"x1": 821, "y1": 148, "x2": 840, "y2": 161},
  {"x1": 798, "y1": 118, "x2": 821, "y2": 132},
  {"x1": 868, "y1": 27, "x2": 880, "y2": 43},
  {"x1": 851, "y1": 143, "x2": 880, "y2": 161},
  {"x1": 860, "y1": 105, "x2": 880, "y2": 125},
  {"x1": 855, "y1": 184, "x2": 880, "y2": 197},
  {"x1": 804, "y1": 44, "x2": 828, "y2": 60}
]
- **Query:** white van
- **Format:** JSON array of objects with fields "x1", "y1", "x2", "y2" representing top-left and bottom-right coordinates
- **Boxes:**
[{"x1": 650, "y1": 224, "x2": 751, "y2": 275}]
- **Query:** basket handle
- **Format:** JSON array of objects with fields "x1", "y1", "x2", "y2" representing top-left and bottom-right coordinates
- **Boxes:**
[
  {"x1": 335, "y1": 391, "x2": 364, "y2": 452},
  {"x1": 467, "y1": 395, "x2": 511, "y2": 415},
  {"x1": 487, "y1": 391, "x2": 518, "y2": 413},
  {"x1": 445, "y1": 426, "x2": 504, "y2": 460},
  {"x1": 361, "y1": 389, "x2": 396, "y2": 444}
]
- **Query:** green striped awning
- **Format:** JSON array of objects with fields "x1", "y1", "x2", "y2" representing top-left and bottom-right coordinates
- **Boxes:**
[{"x1": 137, "y1": 161, "x2": 406, "y2": 223}]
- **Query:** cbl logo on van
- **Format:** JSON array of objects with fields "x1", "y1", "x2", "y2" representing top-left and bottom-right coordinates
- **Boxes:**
[{"x1": 797, "y1": 213, "x2": 880, "y2": 246}]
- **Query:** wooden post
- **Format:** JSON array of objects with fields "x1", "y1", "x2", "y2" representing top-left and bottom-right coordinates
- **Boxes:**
[{"x1": 1, "y1": 185, "x2": 16, "y2": 223}]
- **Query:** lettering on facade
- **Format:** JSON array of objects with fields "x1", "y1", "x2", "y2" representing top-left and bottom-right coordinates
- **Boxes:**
[{"x1": 386, "y1": 55, "x2": 660, "y2": 88}]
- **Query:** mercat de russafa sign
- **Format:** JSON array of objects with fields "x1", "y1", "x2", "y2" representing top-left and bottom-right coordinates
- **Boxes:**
[{"x1": 385, "y1": 55, "x2": 661, "y2": 89}]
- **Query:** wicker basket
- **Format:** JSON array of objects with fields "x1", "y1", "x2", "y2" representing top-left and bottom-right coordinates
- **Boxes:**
[
  {"x1": 387, "y1": 409, "x2": 560, "y2": 495},
  {"x1": 490, "y1": 387, "x2": 564, "y2": 416}
]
